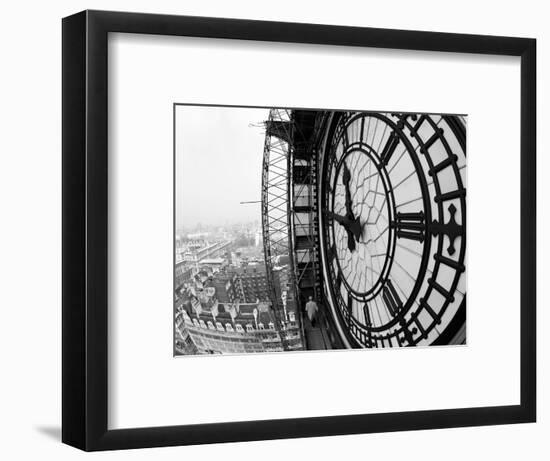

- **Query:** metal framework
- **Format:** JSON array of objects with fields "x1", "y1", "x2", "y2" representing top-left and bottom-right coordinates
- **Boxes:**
[
  {"x1": 288, "y1": 111, "x2": 345, "y2": 349},
  {"x1": 261, "y1": 109, "x2": 295, "y2": 326},
  {"x1": 288, "y1": 111, "x2": 325, "y2": 303},
  {"x1": 261, "y1": 109, "x2": 340, "y2": 349}
]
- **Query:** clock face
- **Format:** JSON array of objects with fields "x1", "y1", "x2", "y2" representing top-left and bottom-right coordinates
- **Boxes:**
[{"x1": 319, "y1": 112, "x2": 467, "y2": 348}]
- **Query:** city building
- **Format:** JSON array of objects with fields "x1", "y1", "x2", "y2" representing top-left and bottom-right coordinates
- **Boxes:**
[
  {"x1": 175, "y1": 260, "x2": 194, "y2": 293},
  {"x1": 176, "y1": 240, "x2": 232, "y2": 268},
  {"x1": 228, "y1": 263, "x2": 270, "y2": 303},
  {"x1": 206, "y1": 272, "x2": 239, "y2": 303},
  {"x1": 198, "y1": 257, "x2": 225, "y2": 272},
  {"x1": 175, "y1": 299, "x2": 299, "y2": 354},
  {"x1": 174, "y1": 222, "x2": 305, "y2": 354}
]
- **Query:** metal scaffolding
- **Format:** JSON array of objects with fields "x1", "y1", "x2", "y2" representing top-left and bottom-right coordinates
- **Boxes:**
[
  {"x1": 261, "y1": 109, "x2": 295, "y2": 327},
  {"x1": 288, "y1": 111, "x2": 325, "y2": 305}
]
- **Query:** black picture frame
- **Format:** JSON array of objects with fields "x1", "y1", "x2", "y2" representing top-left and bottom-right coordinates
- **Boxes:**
[{"x1": 62, "y1": 10, "x2": 536, "y2": 451}]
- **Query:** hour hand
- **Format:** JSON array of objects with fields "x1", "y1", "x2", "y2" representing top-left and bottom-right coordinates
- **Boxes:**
[
  {"x1": 346, "y1": 229, "x2": 356, "y2": 252},
  {"x1": 324, "y1": 211, "x2": 362, "y2": 249},
  {"x1": 325, "y1": 210, "x2": 348, "y2": 227}
]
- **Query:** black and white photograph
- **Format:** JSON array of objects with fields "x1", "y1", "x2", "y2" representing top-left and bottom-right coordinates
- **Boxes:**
[{"x1": 174, "y1": 106, "x2": 467, "y2": 355}]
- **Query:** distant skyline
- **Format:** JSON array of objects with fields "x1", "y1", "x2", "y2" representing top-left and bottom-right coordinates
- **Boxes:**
[
  {"x1": 175, "y1": 105, "x2": 270, "y2": 228},
  {"x1": 176, "y1": 219, "x2": 261, "y2": 235}
]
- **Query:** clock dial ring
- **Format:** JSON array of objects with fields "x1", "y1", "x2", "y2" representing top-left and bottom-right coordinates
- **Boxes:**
[
  {"x1": 328, "y1": 144, "x2": 396, "y2": 301},
  {"x1": 323, "y1": 112, "x2": 434, "y2": 330},
  {"x1": 318, "y1": 111, "x2": 467, "y2": 348}
]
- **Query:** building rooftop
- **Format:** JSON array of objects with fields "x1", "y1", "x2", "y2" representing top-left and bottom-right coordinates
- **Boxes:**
[{"x1": 199, "y1": 258, "x2": 225, "y2": 264}]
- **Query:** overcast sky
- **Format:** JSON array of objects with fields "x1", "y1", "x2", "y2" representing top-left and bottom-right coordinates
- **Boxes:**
[{"x1": 175, "y1": 105, "x2": 270, "y2": 229}]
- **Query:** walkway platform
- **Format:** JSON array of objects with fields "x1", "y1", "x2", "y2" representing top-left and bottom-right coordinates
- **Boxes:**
[{"x1": 303, "y1": 316, "x2": 332, "y2": 350}]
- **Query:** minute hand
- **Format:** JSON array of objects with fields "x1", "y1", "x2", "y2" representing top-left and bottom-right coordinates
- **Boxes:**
[{"x1": 343, "y1": 163, "x2": 354, "y2": 217}]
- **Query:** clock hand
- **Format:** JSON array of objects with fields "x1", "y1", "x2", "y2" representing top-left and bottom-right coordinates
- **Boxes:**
[
  {"x1": 342, "y1": 162, "x2": 354, "y2": 218},
  {"x1": 343, "y1": 160, "x2": 351, "y2": 186},
  {"x1": 325, "y1": 210, "x2": 348, "y2": 227},
  {"x1": 346, "y1": 228, "x2": 356, "y2": 253},
  {"x1": 324, "y1": 211, "x2": 362, "y2": 244},
  {"x1": 342, "y1": 162, "x2": 364, "y2": 245}
]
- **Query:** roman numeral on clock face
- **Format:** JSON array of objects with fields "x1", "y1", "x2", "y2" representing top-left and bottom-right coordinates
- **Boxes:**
[
  {"x1": 391, "y1": 211, "x2": 425, "y2": 242},
  {"x1": 363, "y1": 303, "x2": 372, "y2": 327},
  {"x1": 382, "y1": 280, "x2": 403, "y2": 317},
  {"x1": 342, "y1": 127, "x2": 350, "y2": 150},
  {"x1": 328, "y1": 244, "x2": 337, "y2": 262},
  {"x1": 380, "y1": 131, "x2": 400, "y2": 166},
  {"x1": 335, "y1": 272, "x2": 342, "y2": 292}
]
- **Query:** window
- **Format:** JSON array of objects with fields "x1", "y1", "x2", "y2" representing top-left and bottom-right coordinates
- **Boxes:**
[
  {"x1": 246, "y1": 324, "x2": 254, "y2": 333},
  {"x1": 258, "y1": 323, "x2": 265, "y2": 330},
  {"x1": 225, "y1": 323, "x2": 234, "y2": 332},
  {"x1": 236, "y1": 324, "x2": 244, "y2": 333}
]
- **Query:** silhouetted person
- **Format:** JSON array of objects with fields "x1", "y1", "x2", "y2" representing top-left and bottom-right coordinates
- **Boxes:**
[{"x1": 305, "y1": 296, "x2": 319, "y2": 328}]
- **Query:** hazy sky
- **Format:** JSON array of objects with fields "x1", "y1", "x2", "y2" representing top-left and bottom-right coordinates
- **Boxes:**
[{"x1": 176, "y1": 105, "x2": 270, "y2": 229}]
